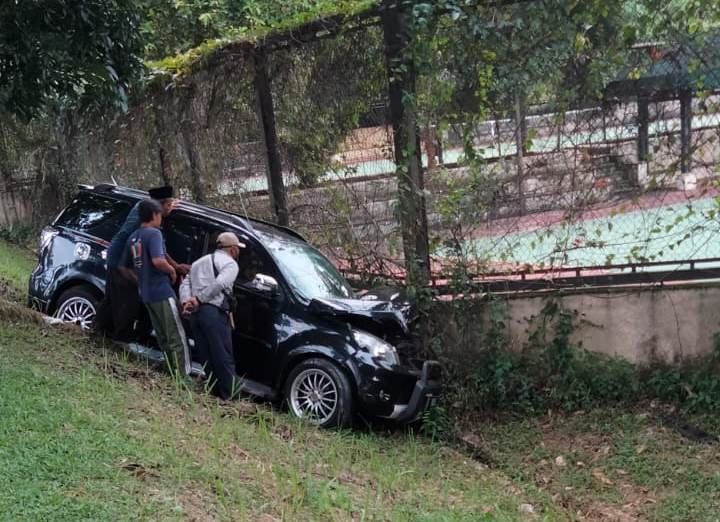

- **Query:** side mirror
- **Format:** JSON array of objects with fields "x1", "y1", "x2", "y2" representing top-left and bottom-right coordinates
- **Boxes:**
[{"x1": 248, "y1": 273, "x2": 279, "y2": 296}]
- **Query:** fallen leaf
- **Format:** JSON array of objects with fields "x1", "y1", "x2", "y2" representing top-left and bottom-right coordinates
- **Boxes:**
[
  {"x1": 635, "y1": 444, "x2": 646, "y2": 455},
  {"x1": 591, "y1": 468, "x2": 614, "y2": 486},
  {"x1": 458, "y1": 431, "x2": 483, "y2": 449},
  {"x1": 555, "y1": 455, "x2": 566, "y2": 467},
  {"x1": 518, "y1": 503, "x2": 535, "y2": 515},
  {"x1": 118, "y1": 460, "x2": 158, "y2": 479}
]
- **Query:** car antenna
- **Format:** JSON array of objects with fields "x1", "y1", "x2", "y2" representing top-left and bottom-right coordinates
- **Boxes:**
[{"x1": 110, "y1": 175, "x2": 118, "y2": 186}]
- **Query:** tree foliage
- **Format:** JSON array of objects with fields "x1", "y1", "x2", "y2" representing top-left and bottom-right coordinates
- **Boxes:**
[
  {"x1": 138, "y1": 0, "x2": 376, "y2": 61},
  {"x1": 0, "y1": 0, "x2": 143, "y2": 119},
  {"x1": 137, "y1": 0, "x2": 249, "y2": 60}
]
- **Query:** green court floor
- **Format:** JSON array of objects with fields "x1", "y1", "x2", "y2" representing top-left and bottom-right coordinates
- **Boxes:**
[{"x1": 462, "y1": 196, "x2": 720, "y2": 271}]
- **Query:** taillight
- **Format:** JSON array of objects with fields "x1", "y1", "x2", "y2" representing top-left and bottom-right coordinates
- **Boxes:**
[{"x1": 39, "y1": 226, "x2": 58, "y2": 252}]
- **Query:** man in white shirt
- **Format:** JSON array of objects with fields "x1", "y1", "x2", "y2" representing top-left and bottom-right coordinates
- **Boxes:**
[{"x1": 180, "y1": 232, "x2": 244, "y2": 399}]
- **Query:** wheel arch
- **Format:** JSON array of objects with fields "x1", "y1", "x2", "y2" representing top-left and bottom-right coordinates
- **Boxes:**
[
  {"x1": 277, "y1": 347, "x2": 359, "y2": 397},
  {"x1": 49, "y1": 278, "x2": 104, "y2": 314}
]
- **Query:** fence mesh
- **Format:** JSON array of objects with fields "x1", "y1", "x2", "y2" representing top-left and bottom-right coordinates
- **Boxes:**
[{"x1": 2, "y1": 1, "x2": 720, "y2": 288}]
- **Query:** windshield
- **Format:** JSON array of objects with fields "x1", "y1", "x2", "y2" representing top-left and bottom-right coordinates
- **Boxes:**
[{"x1": 259, "y1": 232, "x2": 355, "y2": 300}]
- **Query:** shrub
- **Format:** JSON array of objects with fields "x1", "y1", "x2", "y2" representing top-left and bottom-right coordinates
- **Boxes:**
[{"x1": 441, "y1": 296, "x2": 720, "y2": 417}]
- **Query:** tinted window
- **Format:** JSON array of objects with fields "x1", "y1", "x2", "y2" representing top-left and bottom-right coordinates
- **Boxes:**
[
  {"x1": 258, "y1": 231, "x2": 354, "y2": 300},
  {"x1": 205, "y1": 230, "x2": 276, "y2": 284},
  {"x1": 236, "y1": 240, "x2": 277, "y2": 284},
  {"x1": 56, "y1": 193, "x2": 132, "y2": 241},
  {"x1": 163, "y1": 215, "x2": 208, "y2": 265}
]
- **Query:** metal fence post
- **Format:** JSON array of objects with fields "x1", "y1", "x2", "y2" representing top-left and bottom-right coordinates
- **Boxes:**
[
  {"x1": 680, "y1": 89, "x2": 693, "y2": 174},
  {"x1": 515, "y1": 92, "x2": 527, "y2": 214},
  {"x1": 637, "y1": 96, "x2": 650, "y2": 162}
]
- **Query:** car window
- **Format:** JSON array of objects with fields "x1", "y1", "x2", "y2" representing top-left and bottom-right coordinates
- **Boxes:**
[
  {"x1": 163, "y1": 215, "x2": 208, "y2": 265},
  {"x1": 237, "y1": 241, "x2": 277, "y2": 284},
  {"x1": 205, "y1": 231, "x2": 277, "y2": 287},
  {"x1": 258, "y1": 231, "x2": 354, "y2": 300},
  {"x1": 55, "y1": 193, "x2": 132, "y2": 241}
]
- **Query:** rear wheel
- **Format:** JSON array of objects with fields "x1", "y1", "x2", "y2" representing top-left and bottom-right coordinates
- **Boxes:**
[
  {"x1": 53, "y1": 286, "x2": 99, "y2": 330},
  {"x1": 285, "y1": 358, "x2": 354, "y2": 429}
]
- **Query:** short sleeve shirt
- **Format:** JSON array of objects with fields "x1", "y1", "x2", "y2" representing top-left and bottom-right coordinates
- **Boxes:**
[
  {"x1": 106, "y1": 201, "x2": 141, "y2": 269},
  {"x1": 125, "y1": 227, "x2": 174, "y2": 303}
]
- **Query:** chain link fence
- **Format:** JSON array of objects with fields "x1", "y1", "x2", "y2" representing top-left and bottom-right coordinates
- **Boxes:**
[{"x1": 1, "y1": 1, "x2": 719, "y2": 289}]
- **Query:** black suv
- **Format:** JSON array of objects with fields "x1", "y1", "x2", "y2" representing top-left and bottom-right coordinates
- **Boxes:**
[{"x1": 29, "y1": 184, "x2": 441, "y2": 427}]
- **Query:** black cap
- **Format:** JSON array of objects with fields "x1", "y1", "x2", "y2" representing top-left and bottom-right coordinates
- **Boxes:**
[{"x1": 148, "y1": 185, "x2": 173, "y2": 200}]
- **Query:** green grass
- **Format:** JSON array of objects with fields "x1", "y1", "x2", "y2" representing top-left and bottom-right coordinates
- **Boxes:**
[
  {"x1": 476, "y1": 409, "x2": 720, "y2": 521},
  {"x1": 3, "y1": 237, "x2": 718, "y2": 520},
  {"x1": 0, "y1": 314, "x2": 565, "y2": 521},
  {"x1": 0, "y1": 240, "x2": 564, "y2": 520},
  {"x1": 0, "y1": 239, "x2": 36, "y2": 298}
]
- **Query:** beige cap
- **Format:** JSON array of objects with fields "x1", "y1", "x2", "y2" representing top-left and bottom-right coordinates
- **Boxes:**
[{"x1": 217, "y1": 232, "x2": 245, "y2": 249}]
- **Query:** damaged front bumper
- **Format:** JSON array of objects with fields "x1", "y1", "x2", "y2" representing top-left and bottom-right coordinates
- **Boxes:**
[
  {"x1": 382, "y1": 361, "x2": 442, "y2": 423},
  {"x1": 357, "y1": 359, "x2": 442, "y2": 424}
]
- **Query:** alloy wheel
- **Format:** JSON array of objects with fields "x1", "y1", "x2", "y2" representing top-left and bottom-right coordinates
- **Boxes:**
[
  {"x1": 54, "y1": 297, "x2": 96, "y2": 330},
  {"x1": 289, "y1": 368, "x2": 339, "y2": 425}
]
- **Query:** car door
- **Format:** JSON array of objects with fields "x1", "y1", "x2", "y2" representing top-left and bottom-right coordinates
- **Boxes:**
[
  {"x1": 162, "y1": 213, "x2": 209, "y2": 267},
  {"x1": 229, "y1": 236, "x2": 285, "y2": 384}
]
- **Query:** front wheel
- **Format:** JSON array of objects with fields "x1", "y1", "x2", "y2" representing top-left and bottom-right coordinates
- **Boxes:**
[
  {"x1": 53, "y1": 286, "x2": 99, "y2": 330},
  {"x1": 285, "y1": 358, "x2": 354, "y2": 429}
]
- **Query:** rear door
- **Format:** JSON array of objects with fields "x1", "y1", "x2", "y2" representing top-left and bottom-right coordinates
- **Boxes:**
[
  {"x1": 55, "y1": 191, "x2": 134, "y2": 245},
  {"x1": 49, "y1": 192, "x2": 134, "y2": 290}
]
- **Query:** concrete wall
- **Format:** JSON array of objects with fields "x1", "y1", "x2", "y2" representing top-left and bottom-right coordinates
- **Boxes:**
[{"x1": 433, "y1": 283, "x2": 720, "y2": 364}]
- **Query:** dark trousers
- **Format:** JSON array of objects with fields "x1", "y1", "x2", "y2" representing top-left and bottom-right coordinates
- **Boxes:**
[
  {"x1": 94, "y1": 268, "x2": 149, "y2": 342},
  {"x1": 190, "y1": 305, "x2": 238, "y2": 400}
]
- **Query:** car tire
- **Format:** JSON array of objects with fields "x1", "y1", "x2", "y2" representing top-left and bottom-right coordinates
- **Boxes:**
[
  {"x1": 285, "y1": 358, "x2": 354, "y2": 429},
  {"x1": 53, "y1": 285, "x2": 100, "y2": 330}
]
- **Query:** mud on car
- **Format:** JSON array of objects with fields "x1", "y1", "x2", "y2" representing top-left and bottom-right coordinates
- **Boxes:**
[{"x1": 28, "y1": 184, "x2": 441, "y2": 428}]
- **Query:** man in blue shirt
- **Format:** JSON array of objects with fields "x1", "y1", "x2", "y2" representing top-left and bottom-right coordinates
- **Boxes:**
[
  {"x1": 126, "y1": 199, "x2": 191, "y2": 376},
  {"x1": 94, "y1": 185, "x2": 189, "y2": 341}
]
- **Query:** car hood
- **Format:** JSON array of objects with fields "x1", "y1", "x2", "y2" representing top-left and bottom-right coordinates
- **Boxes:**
[{"x1": 309, "y1": 287, "x2": 416, "y2": 337}]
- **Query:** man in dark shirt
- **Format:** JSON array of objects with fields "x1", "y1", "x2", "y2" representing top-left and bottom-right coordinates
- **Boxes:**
[
  {"x1": 94, "y1": 185, "x2": 190, "y2": 341},
  {"x1": 126, "y1": 199, "x2": 191, "y2": 376}
]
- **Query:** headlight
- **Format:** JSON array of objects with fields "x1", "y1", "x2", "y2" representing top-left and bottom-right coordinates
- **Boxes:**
[
  {"x1": 39, "y1": 227, "x2": 58, "y2": 252},
  {"x1": 352, "y1": 329, "x2": 399, "y2": 366}
]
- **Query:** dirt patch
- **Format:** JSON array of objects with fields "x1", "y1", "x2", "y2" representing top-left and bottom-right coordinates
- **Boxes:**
[
  {"x1": 0, "y1": 298, "x2": 47, "y2": 325},
  {"x1": 0, "y1": 276, "x2": 24, "y2": 304},
  {"x1": 483, "y1": 411, "x2": 668, "y2": 521},
  {"x1": 582, "y1": 503, "x2": 645, "y2": 522},
  {"x1": 177, "y1": 485, "x2": 220, "y2": 522}
]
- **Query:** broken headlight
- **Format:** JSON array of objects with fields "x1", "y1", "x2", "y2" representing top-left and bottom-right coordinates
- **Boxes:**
[{"x1": 352, "y1": 329, "x2": 399, "y2": 366}]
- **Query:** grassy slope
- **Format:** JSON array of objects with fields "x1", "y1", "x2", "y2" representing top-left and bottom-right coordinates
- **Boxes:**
[
  {"x1": 3, "y1": 239, "x2": 719, "y2": 520},
  {"x1": 477, "y1": 408, "x2": 720, "y2": 521},
  {"x1": 0, "y1": 239, "x2": 36, "y2": 299},
  {"x1": 0, "y1": 241, "x2": 563, "y2": 521},
  {"x1": 1, "y1": 322, "x2": 556, "y2": 521}
]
